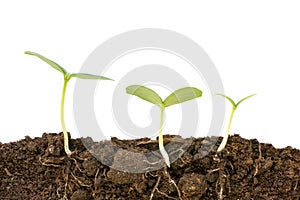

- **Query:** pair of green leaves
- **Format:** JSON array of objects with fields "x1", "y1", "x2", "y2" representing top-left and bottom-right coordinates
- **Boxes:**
[
  {"x1": 126, "y1": 85, "x2": 202, "y2": 108},
  {"x1": 25, "y1": 51, "x2": 113, "y2": 81},
  {"x1": 217, "y1": 93, "x2": 256, "y2": 109}
]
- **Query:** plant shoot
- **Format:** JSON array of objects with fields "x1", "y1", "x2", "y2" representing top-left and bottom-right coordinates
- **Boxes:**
[
  {"x1": 126, "y1": 85, "x2": 202, "y2": 167},
  {"x1": 25, "y1": 51, "x2": 113, "y2": 156},
  {"x1": 217, "y1": 94, "x2": 256, "y2": 152}
]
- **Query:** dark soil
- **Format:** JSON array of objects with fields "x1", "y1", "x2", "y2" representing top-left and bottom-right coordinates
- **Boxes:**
[{"x1": 1, "y1": 133, "x2": 300, "y2": 199}]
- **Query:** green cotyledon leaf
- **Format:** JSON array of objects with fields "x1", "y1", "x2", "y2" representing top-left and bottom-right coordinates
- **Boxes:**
[
  {"x1": 217, "y1": 93, "x2": 256, "y2": 108},
  {"x1": 163, "y1": 87, "x2": 202, "y2": 107},
  {"x1": 126, "y1": 85, "x2": 163, "y2": 107},
  {"x1": 70, "y1": 73, "x2": 114, "y2": 81},
  {"x1": 25, "y1": 51, "x2": 67, "y2": 75}
]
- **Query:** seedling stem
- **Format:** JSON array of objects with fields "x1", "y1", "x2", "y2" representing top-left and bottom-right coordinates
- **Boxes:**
[
  {"x1": 159, "y1": 107, "x2": 170, "y2": 166},
  {"x1": 217, "y1": 94, "x2": 256, "y2": 152},
  {"x1": 61, "y1": 76, "x2": 71, "y2": 155}
]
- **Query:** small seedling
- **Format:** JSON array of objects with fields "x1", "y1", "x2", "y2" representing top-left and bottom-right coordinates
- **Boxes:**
[
  {"x1": 126, "y1": 85, "x2": 202, "y2": 167},
  {"x1": 25, "y1": 51, "x2": 113, "y2": 156},
  {"x1": 217, "y1": 94, "x2": 256, "y2": 152}
]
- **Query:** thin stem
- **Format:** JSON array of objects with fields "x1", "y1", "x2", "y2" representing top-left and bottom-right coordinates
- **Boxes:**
[
  {"x1": 61, "y1": 77, "x2": 72, "y2": 156},
  {"x1": 159, "y1": 107, "x2": 164, "y2": 139},
  {"x1": 217, "y1": 106, "x2": 236, "y2": 152},
  {"x1": 158, "y1": 107, "x2": 170, "y2": 167},
  {"x1": 226, "y1": 106, "x2": 236, "y2": 134}
]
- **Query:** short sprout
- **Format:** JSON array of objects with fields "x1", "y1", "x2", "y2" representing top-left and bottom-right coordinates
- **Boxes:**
[{"x1": 217, "y1": 94, "x2": 256, "y2": 152}]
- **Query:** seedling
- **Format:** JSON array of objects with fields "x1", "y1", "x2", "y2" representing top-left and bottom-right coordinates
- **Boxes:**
[
  {"x1": 25, "y1": 51, "x2": 113, "y2": 156},
  {"x1": 126, "y1": 85, "x2": 202, "y2": 167},
  {"x1": 216, "y1": 94, "x2": 256, "y2": 152}
]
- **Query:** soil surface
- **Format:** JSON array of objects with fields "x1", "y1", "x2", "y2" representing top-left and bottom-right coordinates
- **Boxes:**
[{"x1": 1, "y1": 133, "x2": 300, "y2": 199}]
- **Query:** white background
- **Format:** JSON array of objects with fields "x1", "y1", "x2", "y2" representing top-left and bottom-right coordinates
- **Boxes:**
[{"x1": 0, "y1": 1, "x2": 300, "y2": 149}]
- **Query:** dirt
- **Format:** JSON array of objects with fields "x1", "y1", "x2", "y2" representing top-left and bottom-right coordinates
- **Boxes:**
[{"x1": 1, "y1": 133, "x2": 300, "y2": 200}]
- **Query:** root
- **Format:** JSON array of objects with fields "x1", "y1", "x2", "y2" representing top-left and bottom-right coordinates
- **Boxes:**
[
  {"x1": 216, "y1": 173, "x2": 226, "y2": 200},
  {"x1": 214, "y1": 158, "x2": 230, "y2": 200},
  {"x1": 94, "y1": 168, "x2": 100, "y2": 185},
  {"x1": 56, "y1": 187, "x2": 62, "y2": 199},
  {"x1": 71, "y1": 172, "x2": 92, "y2": 187},
  {"x1": 70, "y1": 158, "x2": 84, "y2": 173},
  {"x1": 216, "y1": 162, "x2": 231, "y2": 199},
  {"x1": 225, "y1": 168, "x2": 231, "y2": 193},
  {"x1": 156, "y1": 189, "x2": 178, "y2": 200},
  {"x1": 150, "y1": 175, "x2": 161, "y2": 200},
  {"x1": 62, "y1": 174, "x2": 69, "y2": 200},
  {"x1": 56, "y1": 174, "x2": 69, "y2": 200},
  {"x1": 149, "y1": 167, "x2": 182, "y2": 200},
  {"x1": 145, "y1": 171, "x2": 158, "y2": 179},
  {"x1": 92, "y1": 168, "x2": 100, "y2": 197},
  {"x1": 218, "y1": 186, "x2": 223, "y2": 200},
  {"x1": 163, "y1": 167, "x2": 182, "y2": 200},
  {"x1": 39, "y1": 156, "x2": 61, "y2": 168}
]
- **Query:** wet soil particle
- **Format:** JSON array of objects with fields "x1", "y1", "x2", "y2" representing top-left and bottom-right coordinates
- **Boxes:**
[{"x1": 1, "y1": 133, "x2": 300, "y2": 199}]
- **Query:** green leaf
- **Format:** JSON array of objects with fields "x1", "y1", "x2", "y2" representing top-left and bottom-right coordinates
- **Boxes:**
[
  {"x1": 216, "y1": 94, "x2": 236, "y2": 108},
  {"x1": 236, "y1": 94, "x2": 256, "y2": 107},
  {"x1": 163, "y1": 87, "x2": 202, "y2": 107},
  {"x1": 217, "y1": 93, "x2": 256, "y2": 108},
  {"x1": 126, "y1": 85, "x2": 163, "y2": 107},
  {"x1": 70, "y1": 73, "x2": 114, "y2": 81},
  {"x1": 25, "y1": 51, "x2": 67, "y2": 75}
]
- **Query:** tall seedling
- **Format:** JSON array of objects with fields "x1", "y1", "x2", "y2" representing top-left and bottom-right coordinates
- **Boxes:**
[
  {"x1": 25, "y1": 51, "x2": 113, "y2": 156},
  {"x1": 126, "y1": 85, "x2": 202, "y2": 167},
  {"x1": 217, "y1": 94, "x2": 256, "y2": 152}
]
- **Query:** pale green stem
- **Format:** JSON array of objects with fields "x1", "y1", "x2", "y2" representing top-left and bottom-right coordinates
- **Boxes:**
[
  {"x1": 217, "y1": 106, "x2": 236, "y2": 152},
  {"x1": 61, "y1": 77, "x2": 72, "y2": 156},
  {"x1": 158, "y1": 107, "x2": 170, "y2": 167}
]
